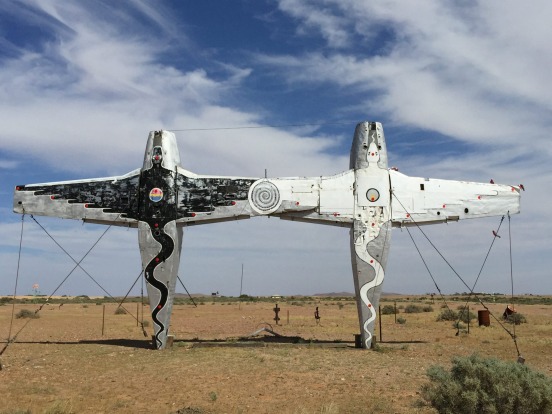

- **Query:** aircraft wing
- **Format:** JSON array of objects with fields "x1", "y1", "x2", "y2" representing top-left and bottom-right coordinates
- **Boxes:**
[
  {"x1": 13, "y1": 169, "x2": 141, "y2": 227},
  {"x1": 390, "y1": 170, "x2": 521, "y2": 225},
  {"x1": 173, "y1": 167, "x2": 357, "y2": 227}
]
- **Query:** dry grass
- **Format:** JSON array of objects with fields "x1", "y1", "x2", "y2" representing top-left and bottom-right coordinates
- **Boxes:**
[{"x1": 0, "y1": 298, "x2": 551, "y2": 413}]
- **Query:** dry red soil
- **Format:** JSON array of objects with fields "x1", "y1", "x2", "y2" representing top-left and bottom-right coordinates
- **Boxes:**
[{"x1": 1, "y1": 298, "x2": 551, "y2": 413}]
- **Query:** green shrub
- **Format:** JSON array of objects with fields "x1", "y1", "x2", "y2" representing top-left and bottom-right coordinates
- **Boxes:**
[
  {"x1": 397, "y1": 317, "x2": 406, "y2": 324},
  {"x1": 421, "y1": 354, "x2": 552, "y2": 414},
  {"x1": 423, "y1": 305, "x2": 434, "y2": 312},
  {"x1": 381, "y1": 304, "x2": 397, "y2": 315},
  {"x1": 114, "y1": 306, "x2": 127, "y2": 315},
  {"x1": 457, "y1": 309, "x2": 477, "y2": 323},
  {"x1": 15, "y1": 309, "x2": 39, "y2": 319},
  {"x1": 436, "y1": 309, "x2": 458, "y2": 321},
  {"x1": 239, "y1": 294, "x2": 256, "y2": 302},
  {"x1": 506, "y1": 313, "x2": 527, "y2": 325},
  {"x1": 404, "y1": 304, "x2": 423, "y2": 313},
  {"x1": 43, "y1": 400, "x2": 74, "y2": 414},
  {"x1": 452, "y1": 321, "x2": 465, "y2": 330}
]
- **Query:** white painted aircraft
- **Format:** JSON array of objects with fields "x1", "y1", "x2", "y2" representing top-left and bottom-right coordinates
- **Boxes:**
[{"x1": 13, "y1": 122, "x2": 521, "y2": 349}]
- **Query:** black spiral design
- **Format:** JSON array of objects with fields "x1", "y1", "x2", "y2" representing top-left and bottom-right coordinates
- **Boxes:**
[
  {"x1": 144, "y1": 225, "x2": 174, "y2": 348},
  {"x1": 250, "y1": 180, "x2": 280, "y2": 212}
]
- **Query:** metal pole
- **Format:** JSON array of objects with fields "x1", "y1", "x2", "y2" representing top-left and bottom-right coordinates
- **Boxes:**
[
  {"x1": 136, "y1": 303, "x2": 139, "y2": 327},
  {"x1": 394, "y1": 301, "x2": 397, "y2": 324},
  {"x1": 141, "y1": 271, "x2": 144, "y2": 324},
  {"x1": 239, "y1": 263, "x2": 244, "y2": 296},
  {"x1": 239, "y1": 263, "x2": 244, "y2": 310},
  {"x1": 467, "y1": 305, "x2": 470, "y2": 334},
  {"x1": 102, "y1": 304, "x2": 105, "y2": 336}
]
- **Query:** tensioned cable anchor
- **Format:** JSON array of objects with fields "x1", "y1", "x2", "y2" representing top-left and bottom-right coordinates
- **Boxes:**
[{"x1": 392, "y1": 192, "x2": 522, "y2": 355}]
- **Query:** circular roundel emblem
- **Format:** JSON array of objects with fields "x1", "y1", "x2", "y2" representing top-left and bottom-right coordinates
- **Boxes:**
[
  {"x1": 249, "y1": 180, "x2": 281, "y2": 214},
  {"x1": 149, "y1": 188, "x2": 164, "y2": 203},
  {"x1": 366, "y1": 188, "x2": 380, "y2": 202}
]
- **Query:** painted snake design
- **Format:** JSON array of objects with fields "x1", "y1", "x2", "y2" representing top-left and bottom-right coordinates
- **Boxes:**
[
  {"x1": 144, "y1": 222, "x2": 175, "y2": 348},
  {"x1": 355, "y1": 225, "x2": 387, "y2": 348}
]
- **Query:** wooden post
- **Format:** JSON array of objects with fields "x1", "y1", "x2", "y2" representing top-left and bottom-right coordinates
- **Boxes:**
[
  {"x1": 273, "y1": 303, "x2": 280, "y2": 325},
  {"x1": 136, "y1": 303, "x2": 139, "y2": 327},
  {"x1": 378, "y1": 305, "x2": 382, "y2": 343},
  {"x1": 394, "y1": 301, "x2": 397, "y2": 324},
  {"x1": 102, "y1": 304, "x2": 105, "y2": 336},
  {"x1": 287, "y1": 310, "x2": 290, "y2": 325},
  {"x1": 467, "y1": 305, "x2": 470, "y2": 334},
  {"x1": 167, "y1": 335, "x2": 174, "y2": 348}
]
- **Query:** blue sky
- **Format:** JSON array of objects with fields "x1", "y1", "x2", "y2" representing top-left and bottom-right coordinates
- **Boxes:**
[{"x1": 1, "y1": 0, "x2": 551, "y2": 297}]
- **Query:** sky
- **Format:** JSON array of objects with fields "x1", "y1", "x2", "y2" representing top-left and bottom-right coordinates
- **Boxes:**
[{"x1": 1, "y1": 0, "x2": 551, "y2": 298}]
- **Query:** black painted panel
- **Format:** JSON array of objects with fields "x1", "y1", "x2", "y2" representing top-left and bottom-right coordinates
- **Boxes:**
[
  {"x1": 17, "y1": 166, "x2": 256, "y2": 225},
  {"x1": 175, "y1": 175, "x2": 255, "y2": 217},
  {"x1": 17, "y1": 175, "x2": 141, "y2": 217}
]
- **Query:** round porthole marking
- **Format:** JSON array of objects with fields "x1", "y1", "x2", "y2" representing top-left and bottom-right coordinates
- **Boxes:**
[
  {"x1": 366, "y1": 188, "x2": 380, "y2": 202},
  {"x1": 249, "y1": 180, "x2": 282, "y2": 214},
  {"x1": 149, "y1": 188, "x2": 164, "y2": 202}
]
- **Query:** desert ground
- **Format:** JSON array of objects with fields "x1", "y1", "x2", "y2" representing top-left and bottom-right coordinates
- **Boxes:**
[{"x1": 1, "y1": 296, "x2": 551, "y2": 413}]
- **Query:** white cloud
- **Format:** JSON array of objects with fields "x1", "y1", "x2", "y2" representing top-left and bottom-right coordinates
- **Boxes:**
[
  {"x1": 0, "y1": 159, "x2": 18, "y2": 169},
  {"x1": 0, "y1": 1, "x2": 344, "y2": 179},
  {"x1": 1, "y1": 0, "x2": 550, "y2": 298},
  {"x1": 253, "y1": 1, "x2": 552, "y2": 294},
  {"x1": 0, "y1": 1, "x2": 357, "y2": 298},
  {"x1": 268, "y1": 1, "x2": 552, "y2": 156},
  {"x1": 277, "y1": 0, "x2": 350, "y2": 48}
]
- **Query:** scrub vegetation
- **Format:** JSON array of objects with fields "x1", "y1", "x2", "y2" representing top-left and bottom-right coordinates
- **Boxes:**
[
  {"x1": 422, "y1": 354, "x2": 552, "y2": 414},
  {"x1": 15, "y1": 309, "x2": 39, "y2": 319},
  {"x1": 0, "y1": 294, "x2": 551, "y2": 413}
]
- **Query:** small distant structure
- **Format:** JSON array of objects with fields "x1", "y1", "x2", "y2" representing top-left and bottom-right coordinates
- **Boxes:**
[
  {"x1": 271, "y1": 295, "x2": 282, "y2": 299},
  {"x1": 503, "y1": 305, "x2": 516, "y2": 319},
  {"x1": 211, "y1": 291, "x2": 219, "y2": 297},
  {"x1": 273, "y1": 303, "x2": 281, "y2": 325},
  {"x1": 31, "y1": 283, "x2": 40, "y2": 297},
  {"x1": 314, "y1": 306, "x2": 321, "y2": 325}
]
